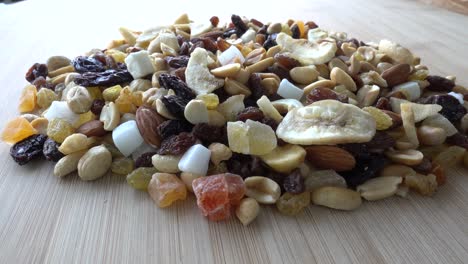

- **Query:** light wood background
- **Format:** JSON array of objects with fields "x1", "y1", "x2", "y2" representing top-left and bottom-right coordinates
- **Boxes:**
[
  {"x1": 0, "y1": 0, "x2": 467, "y2": 263},
  {"x1": 419, "y1": 0, "x2": 468, "y2": 15}
]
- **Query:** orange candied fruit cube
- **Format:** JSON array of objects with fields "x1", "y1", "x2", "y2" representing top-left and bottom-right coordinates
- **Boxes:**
[
  {"x1": 18, "y1": 85, "x2": 37, "y2": 113},
  {"x1": 1, "y1": 117, "x2": 37, "y2": 144}
]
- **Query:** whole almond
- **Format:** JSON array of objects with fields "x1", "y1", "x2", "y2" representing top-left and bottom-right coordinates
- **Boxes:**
[
  {"x1": 381, "y1": 63, "x2": 411, "y2": 87},
  {"x1": 305, "y1": 146, "x2": 356, "y2": 171},
  {"x1": 136, "y1": 106, "x2": 166, "y2": 147},
  {"x1": 76, "y1": 120, "x2": 106, "y2": 137}
]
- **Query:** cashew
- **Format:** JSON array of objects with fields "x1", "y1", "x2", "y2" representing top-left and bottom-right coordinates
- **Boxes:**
[
  {"x1": 312, "y1": 186, "x2": 362, "y2": 210},
  {"x1": 152, "y1": 154, "x2": 182, "y2": 173},
  {"x1": 417, "y1": 126, "x2": 447, "y2": 146},
  {"x1": 378, "y1": 39, "x2": 414, "y2": 65},
  {"x1": 304, "y1": 170, "x2": 347, "y2": 192},
  {"x1": 185, "y1": 48, "x2": 224, "y2": 95},
  {"x1": 357, "y1": 176, "x2": 402, "y2": 201},
  {"x1": 208, "y1": 143, "x2": 232, "y2": 165},
  {"x1": 290, "y1": 65, "x2": 319, "y2": 85},
  {"x1": 77, "y1": 145, "x2": 112, "y2": 181},
  {"x1": 184, "y1": 100, "x2": 209, "y2": 124},
  {"x1": 244, "y1": 176, "x2": 281, "y2": 204},
  {"x1": 58, "y1": 133, "x2": 95, "y2": 155},
  {"x1": 330, "y1": 67, "x2": 356, "y2": 92},
  {"x1": 235, "y1": 198, "x2": 260, "y2": 226},
  {"x1": 99, "y1": 102, "x2": 120, "y2": 131},
  {"x1": 259, "y1": 144, "x2": 306, "y2": 173},
  {"x1": 385, "y1": 149, "x2": 424, "y2": 166},
  {"x1": 53, "y1": 150, "x2": 87, "y2": 178}
]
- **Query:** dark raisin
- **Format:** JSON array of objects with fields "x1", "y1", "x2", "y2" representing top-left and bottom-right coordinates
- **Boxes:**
[
  {"x1": 248, "y1": 73, "x2": 267, "y2": 100},
  {"x1": 339, "y1": 153, "x2": 387, "y2": 188},
  {"x1": 179, "y1": 42, "x2": 191, "y2": 56},
  {"x1": 250, "y1": 18, "x2": 264, "y2": 27},
  {"x1": 173, "y1": 67, "x2": 186, "y2": 82},
  {"x1": 10, "y1": 134, "x2": 47, "y2": 165},
  {"x1": 283, "y1": 169, "x2": 305, "y2": 194},
  {"x1": 274, "y1": 53, "x2": 300, "y2": 70},
  {"x1": 192, "y1": 123, "x2": 225, "y2": 144},
  {"x1": 381, "y1": 110, "x2": 403, "y2": 128},
  {"x1": 72, "y1": 56, "x2": 106, "y2": 73},
  {"x1": 266, "y1": 171, "x2": 286, "y2": 193},
  {"x1": 158, "y1": 132, "x2": 197, "y2": 155},
  {"x1": 165, "y1": 56, "x2": 189, "y2": 68},
  {"x1": 267, "y1": 62, "x2": 290, "y2": 81},
  {"x1": 306, "y1": 87, "x2": 348, "y2": 104},
  {"x1": 257, "y1": 26, "x2": 268, "y2": 35},
  {"x1": 25, "y1": 63, "x2": 48, "y2": 83},
  {"x1": 263, "y1": 33, "x2": 278, "y2": 50},
  {"x1": 231, "y1": 14, "x2": 248, "y2": 35},
  {"x1": 446, "y1": 133, "x2": 468, "y2": 149},
  {"x1": 43, "y1": 138, "x2": 64, "y2": 162},
  {"x1": 340, "y1": 143, "x2": 371, "y2": 162},
  {"x1": 191, "y1": 37, "x2": 217, "y2": 53},
  {"x1": 227, "y1": 153, "x2": 266, "y2": 179},
  {"x1": 210, "y1": 16, "x2": 220, "y2": 27},
  {"x1": 364, "y1": 132, "x2": 396, "y2": 152},
  {"x1": 426, "y1": 75, "x2": 455, "y2": 92},
  {"x1": 90, "y1": 99, "x2": 105, "y2": 115},
  {"x1": 423, "y1": 94, "x2": 466, "y2": 122},
  {"x1": 237, "y1": 107, "x2": 265, "y2": 122},
  {"x1": 375, "y1": 97, "x2": 391, "y2": 111},
  {"x1": 222, "y1": 28, "x2": 238, "y2": 38},
  {"x1": 158, "y1": 73, "x2": 195, "y2": 100},
  {"x1": 261, "y1": 117, "x2": 279, "y2": 131},
  {"x1": 158, "y1": 119, "x2": 194, "y2": 140},
  {"x1": 291, "y1": 24, "x2": 300, "y2": 39},
  {"x1": 305, "y1": 21, "x2": 318, "y2": 29},
  {"x1": 412, "y1": 157, "x2": 433, "y2": 174},
  {"x1": 135, "y1": 152, "x2": 158, "y2": 168},
  {"x1": 74, "y1": 69, "x2": 133, "y2": 87},
  {"x1": 189, "y1": 41, "x2": 204, "y2": 55},
  {"x1": 161, "y1": 95, "x2": 188, "y2": 119}
]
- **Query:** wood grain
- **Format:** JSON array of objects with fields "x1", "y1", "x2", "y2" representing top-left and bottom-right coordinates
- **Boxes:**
[
  {"x1": 1, "y1": 0, "x2": 468, "y2": 263},
  {"x1": 419, "y1": 0, "x2": 468, "y2": 15}
]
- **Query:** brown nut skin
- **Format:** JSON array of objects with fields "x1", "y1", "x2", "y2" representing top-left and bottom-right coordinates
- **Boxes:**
[
  {"x1": 381, "y1": 63, "x2": 411, "y2": 87},
  {"x1": 76, "y1": 120, "x2": 106, "y2": 137},
  {"x1": 136, "y1": 106, "x2": 166, "y2": 147},
  {"x1": 305, "y1": 146, "x2": 356, "y2": 172}
]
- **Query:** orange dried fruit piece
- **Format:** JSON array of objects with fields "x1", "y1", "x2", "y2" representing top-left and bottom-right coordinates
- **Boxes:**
[
  {"x1": 148, "y1": 173, "x2": 187, "y2": 208},
  {"x1": 1, "y1": 117, "x2": 37, "y2": 144},
  {"x1": 18, "y1": 85, "x2": 37, "y2": 113}
]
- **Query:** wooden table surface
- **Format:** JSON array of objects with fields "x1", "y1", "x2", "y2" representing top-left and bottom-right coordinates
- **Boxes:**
[{"x1": 1, "y1": 0, "x2": 467, "y2": 263}]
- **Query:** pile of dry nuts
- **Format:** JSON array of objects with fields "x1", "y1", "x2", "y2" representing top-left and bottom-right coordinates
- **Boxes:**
[{"x1": 2, "y1": 14, "x2": 468, "y2": 225}]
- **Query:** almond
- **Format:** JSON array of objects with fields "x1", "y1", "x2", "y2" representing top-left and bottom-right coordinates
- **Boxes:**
[
  {"x1": 305, "y1": 146, "x2": 356, "y2": 171},
  {"x1": 76, "y1": 120, "x2": 106, "y2": 137},
  {"x1": 381, "y1": 63, "x2": 411, "y2": 87},
  {"x1": 135, "y1": 106, "x2": 166, "y2": 147}
]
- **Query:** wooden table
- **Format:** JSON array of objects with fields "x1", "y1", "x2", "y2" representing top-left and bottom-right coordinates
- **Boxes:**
[{"x1": 1, "y1": 0, "x2": 467, "y2": 263}]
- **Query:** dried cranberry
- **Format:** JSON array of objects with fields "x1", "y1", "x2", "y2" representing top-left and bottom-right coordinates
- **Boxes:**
[
  {"x1": 192, "y1": 123, "x2": 225, "y2": 144},
  {"x1": 283, "y1": 169, "x2": 305, "y2": 194},
  {"x1": 165, "y1": 56, "x2": 189, "y2": 69},
  {"x1": 231, "y1": 14, "x2": 248, "y2": 35},
  {"x1": 339, "y1": 153, "x2": 387, "y2": 188},
  {"x1": 227, "y1": 154, "x2": 266, "y2": 179},
  {"x1": 158, "y1": 73, "x2": 195, "y2": 100},
  {"x1": 43, "y1": 138, "x2": 64, "y2": 162},
  {"x1": 90, "y1": 99, "x2": 105, "y2": 115},
  {"x1": 25, "y1": 63, "x2": 48, "y2": 83},
  {"x1": 10, "y1": 134, "x2": 47, "y2": 165},
  {"x1": 161, "y1": 95, "x2": 188, "y2": 119},
  {"x1": 426, "y1": 75, "x2": 455, "y2": 92},
  {"x1": 135, "y1": 152, "x2": 157, "y2": 168},
  {"x1": 446, "y1": 133, "x2": 468, "y2": 149},
  {"x1": 74, "y1": 69, "x2": 133, "y2": 87},
  {"x1": 158, "y1": 119, "x2": 194, "y2": 140},
  {"x1": 412, "y1": 157, "x2": 433, "y2": 174},
  {"x1": 158, "y1": 132, "x2": 197, "y2": 155},
  {"x1": 423, "y1": 94, "x2": 466, "y2": 122},
  {"x1": 237, "y1": 107, "x2": 264, "y2": 122},
  {"x1": 306, "y1": 87, "x2": 348, "y2": 104}
]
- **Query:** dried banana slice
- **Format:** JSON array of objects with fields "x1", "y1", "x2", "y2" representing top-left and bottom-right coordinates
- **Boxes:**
[
  {"x1": 276, "y1": 100, "x2": 376, "y2": 145},
  {"x1": 275, "y1": 33, "x2": 337, "y2": 65}
]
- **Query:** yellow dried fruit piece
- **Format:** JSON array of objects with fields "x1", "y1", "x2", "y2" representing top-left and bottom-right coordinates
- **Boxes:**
[
  {"x1": 362, "y1": 106, "x2": 392, "y2": 130},
  {"x1": 400, "y1": 103, "x2": 419, "y2": 147},
  {"x1": 47, "y1": 118, "x2": 75, "y2": 143},
  {"x1": 131, "y1": 91, "x2": 144, "y2": 107},
  {"x1": 1, "y1": 117, "x2": 37, "y2": 144},
  {"x1": 196, "y1": 93, "x2": 219, "y2": 110},
  {"x1": 74, "y1": 111, "x2": 96, "y2": 128},
  {"x1": 227, "y1": 120, "x2": 277, "y2": 155},
  {"x1": 30, "y1": 117, "x2": 49, "y2": 135},
  {"x1": 18, "y1": 85, "x2": 37, "y2": 113},
  {"x1": 36, "y1": 88, "x2": 58, "y2": 109},
  {"x1": 408, "y1": 69, "x2": 428, "y2": 81},
  {"x1": 105, "y1": 49, "x2": 127, "y2": 63},
  {"x1": 102, "y1": 85, "x2": 123, "y2": 102},
  {"x1": 433, "y1": 146, "x2": 466, "y2": 169},
  {"x1": 115, "y1": 87, "x2": 136, "y2": 113},
  {"x1": 87, "y1": 87, "x2": 103, "y2": 100}
]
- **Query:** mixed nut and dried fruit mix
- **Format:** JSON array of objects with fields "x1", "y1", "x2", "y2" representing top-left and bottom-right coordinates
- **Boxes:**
[{"x1": 2, "y1": 14, "x2": 468, "y2": 225}]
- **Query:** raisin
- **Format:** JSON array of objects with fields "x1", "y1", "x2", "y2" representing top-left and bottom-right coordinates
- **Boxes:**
[
  {"x1": 274, "y1": 54, "x2": 300, "y2": 70},
  {"x1": 158, "y1": 73, "x2": 195, "y2": 100},
  {"x1": 189, "y1": 41, "x2": 204, "y2": 54},
  {"x1": 375, "y1": 97, "x2": 391, "y2": 111},
  {"x1": 306, "y1": 87, "x2": 348, "y2": 104},
  {"x1": 248, "y1": 73, "x2": 266, "y2": 100},
  {"x1": 267, "y1": 171, "x2": 286, "y2": 193},
  {"x1": 263, "y1": 33, "x2": 278, "y2": 50},
  {"x1": 222, "y1": 28, "x2": 238, "y2": 38},
  {"x1": 339, "y1": 153, "x2": 387, "y2": 188},
  {"x1": 74, "y1": 69, "x2": 133, "y2": 87},
  {"x1": 165, "y1": 56, "x2": 189, "y2": 69},
  {"x1": 32, "y1": 76, "x2": 54, "y2": 90},
  {"x1": 90, "y1": 99, "x2": 105, "y2": 115},
  {"x1": 10, "y1": 134, "x2": 47, "y2": 165},
  {"x1": 250, "y1": 18, "x2": 264, "y2": 28},
  {"x1": 237, "y1": 107, "x2": 265, "y2": 122},
  {"x1": 161, "y1": 95, "x2": 188, "y2": 119},
  {"x1": 72, "y1": 56, "x2": 106, "y2": 73},
  {"x1": 446, "y1": 133, "x2": 468, "y2": 149},
  {"x1": 426, "y1": 75, "x2": 455, "y2": 92},
  {"x1": 179, "y1": 42, "x2": 191, "y2": 56},
  {"x1": 210, "y1": 16, "x2": 220, "y2": 27},
  {"x1": 173, "y1": 67, "x2": 186, "y2": 82},
  {"x1": 135, "y1": 151, "x2": 158, "y2": 168},
  {"x1": 364, "y1": 132, "x2": 396, "y2": 152},
  {"x1": 291, "y1": 24, "x2": 300, "y2": 39},
  {"x1": 158, "y1": 132, "x2": 197, "y2": 155},
  {"x1": 267, "y1": 62, "x2": 290, "y2": 81},
  {"x1": 412, "y1": 157, "x2": 433, "y2": 174},
  {"x1": 231, "y1": 14, "x2": 248, "y2": 35},
  {"x1": 261, "y1": 117, "x2": 279, "y2": 131},
  {"x1": 158, "y1": 119, "x2": 194, "y2": 140},
  {"x1": 283, "y1": 169, "x2": 305, "y2": 194},
  {"x1": 43, "y1": 138, "x2": 64, "y2": 162},
  {"x1": 226, "y1": 154, "x2": 266, "y2": 179},
  {"x1": 25, "y1": 63, "x2": 48, "y2": 83},
  {"x1": 192, "y1": 123, "x2": 225, "y2": 144},
  {"x1": 423, "y1": 94, "x2": 466, "y2": 122}
]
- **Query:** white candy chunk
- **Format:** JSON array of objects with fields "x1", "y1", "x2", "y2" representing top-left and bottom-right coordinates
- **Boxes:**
[
  {"x1": 124, "y1": 50, "x2": 155, "y2": 79},
  {"x1": 178, "y1": 144, "x2": 211, "y2": 176},
  {"x1": 218, "y1": 46, "x2": 245, "y2": 66},
  {"x1": 44, "y1": 101, "x2": 80, "y2": 125},
  {"x1": 112, "y1": 120, "x2": 144, "y2": 157},
  {"x1": 241, "y1": 29, "x2": 256, "y2": 43},
  {"x1": 277, "y1": 79, "x2": 304, "y2": 100},
  {"x1": 393, "y1": 81, "x2": 421, "y2": 101},
  {"x1": 448, "y1": 92, "x2": 464, "y2": 105},
  {"x1": 190, "y1": 23, "x2": 213, "y2": 38}
]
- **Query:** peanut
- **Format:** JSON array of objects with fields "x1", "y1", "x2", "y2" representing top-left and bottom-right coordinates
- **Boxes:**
[
  {"x1": 58, "y1": 133, "x2": 95, "y2": 155},
  {"x1": 244, "y1": 176, "x2": 281, "y2": 204},
  {"x1": 53, "y1": 150, "x2": 87, "y2": 178},
  {"x1": 235, "y1": 198, "x2": 260, "y2": 226},
  {"x1": 417, "y1": 126, "x2": 446, "y2": 146},
  {"x1": 77, "y1": 145, "x2": 112, "y2": 181},
  {"x1": 357, "y1": 176, "x2": 402, "y2": 201},
  {"x1": 208, "y1": 143, "x2": 232, "y2": 165},
  {"x1": 312, "y1": 186, "x2": 362, "y2": 211}
]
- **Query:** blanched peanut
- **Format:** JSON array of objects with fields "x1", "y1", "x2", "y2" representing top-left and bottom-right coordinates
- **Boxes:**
[
  {"x1": 244, "y1": 176, "x2": 281, "y2": 204},
  {"x1": 330, "y1": 67, "x2": 356, "y2": 92},
  {"x1": 235, "y1": 198, "x2": 260, "y2": 226},
  {"x1": 210, "y1": 63, "x2": 241, "y2": 78},
  {"x1": 259, "y1": 144, "x2": 306, "y2": 173},
  {"x1": 100, "y1": 102, "x2": 120, "y2": 131},
  {"x1": 380, "y1": 164, "x2": 416, "y2": 178},
  {"x1": 58, "y1": 133, "x2": 95, "y2": 155},
  {"x1": 312, "y1": 186, "x2": 362, "y2": 210},
  {"x1": 357, "y1": 176, "x2": 402, "y2": 201},
  {"x1": 289, "y1": 65, "x2": 319, "y2": 85},
  {"x1": 385, "y1": 149, "x2": 424, "y2": 166},
  {"x1": 417, "y1": 126, "x2": 446, "y2": 146},
  {"x1": 208, "y1": 143, "x2": 232, "y2": 165}
]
